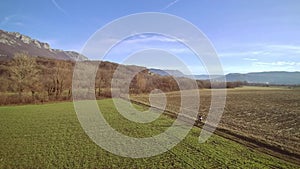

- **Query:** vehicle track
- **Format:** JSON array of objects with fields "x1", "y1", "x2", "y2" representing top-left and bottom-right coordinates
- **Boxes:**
[{"x1": 128, "y1": 98, "x2": 300, "y2": 165}]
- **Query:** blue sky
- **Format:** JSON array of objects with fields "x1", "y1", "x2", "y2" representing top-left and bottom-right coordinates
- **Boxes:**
[{"x1": 1, "y1": 0, "x2": 300, "y2": 74}]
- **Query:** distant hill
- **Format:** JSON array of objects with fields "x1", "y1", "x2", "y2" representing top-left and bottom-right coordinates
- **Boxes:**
[
  {"x1": 149, "y1": 68, "x2": 185, "y2": 77},
  {"x1": 0, "y1": 29, "x2": 87, "y2": 61},
  {"x1": 149, "y1": 69, "x2": 219, "y2": 79},
  {"x1": 226, "y1": 72, "x2": 300, "y2": 85},
  {"x1": 149, "y1": 68, "x2": 300, "y2": 85},
  {"x1": 186, "y1": 75, "x2": 224, "y2": 80}
]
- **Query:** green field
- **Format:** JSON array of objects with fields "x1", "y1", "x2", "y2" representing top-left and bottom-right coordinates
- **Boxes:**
[{"x1": 0, "y1": 99, "x2": 298, "y2": 168}]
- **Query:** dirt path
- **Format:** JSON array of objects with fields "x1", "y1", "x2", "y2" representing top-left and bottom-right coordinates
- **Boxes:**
[{"x1": 128, "y1": 98, "x2": 300, "y2": 166}]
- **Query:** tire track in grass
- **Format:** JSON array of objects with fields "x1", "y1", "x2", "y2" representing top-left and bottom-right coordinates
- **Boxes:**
[
  {"x1": 128, "y1": 97, "x2": 300, "y2": 166},
  {"x1": 120, "y1": 99, "x2": 218, "y2": 168},
  {"x1": 100, "y1": 99, "x2": 196, "y2": 168}
]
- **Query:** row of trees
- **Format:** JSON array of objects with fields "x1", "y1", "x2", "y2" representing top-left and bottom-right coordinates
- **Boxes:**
[
  {"x1": 0, "y1": 53, "x2": 73, "y2": 104},
  {"x1": 0, "y1": 53, "x2": 245, "y2": 105}
]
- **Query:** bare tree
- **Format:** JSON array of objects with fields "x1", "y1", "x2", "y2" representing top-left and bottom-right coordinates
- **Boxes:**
[
  {"x1": 9, "y1": 53, "x2": 40, "y2": 101},
  {"x1": 44, "y1": 60, "x2": 72, "y2": 100},
  {"x1": 136, "y1": 73, "x2": 147, "y2": 93}
]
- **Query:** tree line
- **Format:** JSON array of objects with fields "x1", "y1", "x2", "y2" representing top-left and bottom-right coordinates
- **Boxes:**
[{"x1": 0, "y1": 53, "x2": 245, "y2": 105}]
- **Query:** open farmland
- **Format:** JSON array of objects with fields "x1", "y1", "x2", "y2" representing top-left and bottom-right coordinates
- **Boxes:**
[
  {"x1": 131, "y1": 86, "x2": 300, "y2": 159},
  {"x1": 0, "y1": 99, "x2": 298, "y2": 168}
]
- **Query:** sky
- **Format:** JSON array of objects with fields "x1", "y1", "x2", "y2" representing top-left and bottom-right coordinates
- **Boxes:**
[{"x1": 1, "y1": 0, "x2": 300, "y2": 74}]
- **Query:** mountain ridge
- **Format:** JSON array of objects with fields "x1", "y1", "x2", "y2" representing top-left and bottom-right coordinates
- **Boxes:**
[
  {"x1": 1, "y1": 29, "x2": 299, "y2": 85},
  {"x1": 0, "y1": 29, "x2": 88, "y2": 61},
  {"x1": 149, "y1": 69, "x2": 300, "y2": 85}
]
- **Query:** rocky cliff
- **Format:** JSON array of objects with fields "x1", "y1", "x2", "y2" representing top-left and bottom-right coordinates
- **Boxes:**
[{"x1": 0, "y1": 29, "x2": 88, "y2": 61}]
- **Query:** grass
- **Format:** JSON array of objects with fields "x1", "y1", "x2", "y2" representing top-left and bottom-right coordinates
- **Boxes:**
[{"x1": 0, "y1": 99, "x2": 298, "y2": 168}]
